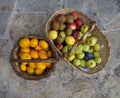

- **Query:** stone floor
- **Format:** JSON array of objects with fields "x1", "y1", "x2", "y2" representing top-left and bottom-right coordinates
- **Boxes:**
[{"x1": 0, "y1": 0, "x2": 120, "y2": 98}]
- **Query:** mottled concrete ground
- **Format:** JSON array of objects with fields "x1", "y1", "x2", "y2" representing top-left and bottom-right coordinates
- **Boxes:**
[{"x1": 0, "y1": 0, "x2": 120, "y2": 98}]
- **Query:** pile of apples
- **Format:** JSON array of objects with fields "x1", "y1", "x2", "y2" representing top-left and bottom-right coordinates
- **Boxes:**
[
  {"x1": 48, "y1": 11, "x2": 89, "y2": 52},
  {"x1": 67, "y1": 35, "x2": 102, "y2": 69},
  {"x1": 48, "y1": 11, "x2": 102, "y2": 69}
]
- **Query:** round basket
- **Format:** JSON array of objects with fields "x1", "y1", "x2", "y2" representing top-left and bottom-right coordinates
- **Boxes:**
[
  {"x1": 45, "y1": 8, "x2": 110, "y2": 74},
  {"x1": 10, "y1": 34, "x2": 59, "y2": 80}
]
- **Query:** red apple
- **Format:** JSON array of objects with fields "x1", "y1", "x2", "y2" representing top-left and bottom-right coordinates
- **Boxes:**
[
  {"x1": 51, "y1": 19, "x2": 57, "y2": 24},
  {"x1": 72, "y1": 30, "x2": 80, "y2": 42},
  {"x1": 58, "y1": 14, "x2": 64, "y2": 16},
  {"x1": 71, "y1": 12, "x2": 79, "y2": 20},
  {"x1": 67, "y1": 23, "x2": 77, "y2": 30},
  {"x1": 75, "y1": 18, "x2": 83, "y2": 27},
  {"x1": 56, "y1": 44, "x2": 63, "y2": 50}
]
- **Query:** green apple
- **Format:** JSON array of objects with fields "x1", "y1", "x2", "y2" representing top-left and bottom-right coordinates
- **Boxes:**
[
  {"x1": 93, "y1": 52, "x2": 100, "y2": 57},
  {"x1": 79, "y1": 60, "x2": 86, "y2": 67},
  {"x1": 88, "y1": 47, "x2": 94, "y2": 53},
  {"x1": 62, "y1": 46, "x2": 69, "y2": 53},
  {"x1": 78, "y1": 32, "x2": 84, "y2": 40},
  {"x1": 86, "y1": 36, "x2": 98, "y2": 46},
  {"x1": 94, "y1": 57, "x2": 102, "y2": 64},
  {"x1": 65, "y1": 36, "x2": 75, "y2": 45},
  {"x1": 59, "y1": 31, "x2": 66, "y2": 39},
  {"x1": 80, "y1": 25, "x2": 89, "y2": 33},
  {"x1": 48, "y1": 30, "x2": 58, "y2": 40},
  {"x1": 67, "y1": 54, "x2": 75, "y2": 61},
  {"x1": 83, "y1": 44, "x2": 90, "y2": 52},
  {"x1": 93, "y1": 43, "x2": 101, "y2": 52},
  {"x1": 75, "y1": 44, "x2": 83, "y2": 54},
  {"x1": 86, "y1": 59, "x2": 96, "y2": 69},
  {"x1": 73, "y1": 58, "x2": 81, "y2": 66},
  {"x1": 76, "y1": 52, "x2": 85, "y2": 59}
]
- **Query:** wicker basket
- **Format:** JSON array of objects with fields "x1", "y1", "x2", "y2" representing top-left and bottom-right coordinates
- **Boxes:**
[
  {"x1": 10, "y1": 34, "x2": 59, "y2": 80},
  {"x1": 45, "y1": 8, "x2": 110, "y2": 74}
]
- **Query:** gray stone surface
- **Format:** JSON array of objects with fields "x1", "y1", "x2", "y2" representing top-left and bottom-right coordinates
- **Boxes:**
[
  {"x1": 0, "y1": 0, "x2": 15, "y2": 36},
  {"x1": 0, "y1": 0, "x2": 120, "y2": 98}
]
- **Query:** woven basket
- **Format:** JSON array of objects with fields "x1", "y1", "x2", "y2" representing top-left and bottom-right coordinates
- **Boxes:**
[
  {"x1": 10, "y1": 34, "x2": 59, "y2": 80},
  {"x1": 45, "y1": 8, "x2": 110, "y2": 74}
]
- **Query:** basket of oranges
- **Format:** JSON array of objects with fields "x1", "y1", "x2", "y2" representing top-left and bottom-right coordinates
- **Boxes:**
[
  {"x1": 45, "y1": 8, "x2": 110, "y2": 74},
  {"x1": 10, "y1": 34, "x2": 58, "y2": 80}
]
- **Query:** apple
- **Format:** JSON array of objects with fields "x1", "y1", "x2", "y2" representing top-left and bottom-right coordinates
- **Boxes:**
[
  {"x1": 94, "y1": 57, "x2": 102, "y2": 64},
  {"x1": 73, "y1": 58, "x2": 81, "y2": 66},
  {"x1": 67, "y1": 23, "x2": 77, "y2": 30},
  {"x1": 86, "y1": 59, "x2": 96, "y2": 69},
  {"x1": 48, "y1": 30, "x2": 58, "y2": 40},
  {"x1": 75, "y1": 44, "x2": 84, "y2": 54},
  {"x1": 72, "y1": 30, "x2": 80, "y2": 42},
  {"x1": 56, "y1": 44, "x2": 63, "y2": 50},
  {"x1": 80, "y1": 25, "x2": 89, "y2": 33},
  {"x1": 78, "y1": 32, "x2": 84, "y2": 40},
  {"x1": 75, "y1": 18, "x2": 83, "y2": 27},
  {"x1": 65, "y1": 36, "x2": 75, "y2": 45},
  {"x1": 67, "y1": 54, "x2": 75, "y2": 61},
  {"x1": 76, "y1": 52, "x2": 85, "y2": 59},
  {"x1": 83, "y1": 44, "x2": 90, "y2": 52},
  {"x1": 88, "y1": 47, "x2": 94, "y2": 53},
  {"x1": 79, "y1": 60, "x2": 86, "y2": 67},
  {"x1": 93, "y1": 52, "x2": 100, "y2": 57},
  {"x1": 93, "y1": 43, "x2": 101, "y2": 52},
  {"x1": 86, "y1": 36, "x2": 98, "y2": 46},
  {"x1": 62, "y1": 45, "x2": 69, "y2": 53},
  {"x1": 71, "y1": 11, "x2": 79, "y2": 20},
  {"x1": 59, "y1": 31, "x2": 66, "y2": 39}
]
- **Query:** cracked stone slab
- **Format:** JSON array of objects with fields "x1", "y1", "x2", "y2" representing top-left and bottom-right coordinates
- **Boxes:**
[
  {"x1": 63, "y1": 0, "x2": 84, "y2": 10},
  {"x1": 62, "y1": 79, "x2": 97, "y2": 98},
  {"x1": 10, "y1": 13, "x2": 49, "y2": 42},
  {"x1": 81, "y1": 0, "x2": 104, "y2": 30},
  {"x1": 104, "y1": 31, "x2": 120, "y2": 65},
  {"x1": 14, "y1": 0, "x2": 63, "y2": 14},
  {"x1": 101, "y1": 75, "x2": 120, "y2": 98},
  {"x1": 104, "y1": 13, "x2": 120, "y2": 31},
  {"x1": 0, "y1": 0, "x2": 16, "y2": 35},
  {"x1": 92, "y1": 0, "x2": 120, "y2": 24}
]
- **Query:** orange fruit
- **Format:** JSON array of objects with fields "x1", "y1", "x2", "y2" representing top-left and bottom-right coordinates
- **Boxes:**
[
  {"x1": 20, "y1": 53, "x2": 31, "y2": 60},
  {"x1": 36, "y1": 62, "x2": 46, "y2": 70},
  {"x1": 34, "y1": 45, "x2": 42, "y2": 51},
  {"x1": 30, "y1": 38, "x2": 38, "y2": 47},
  {"x1": 21, "y1": 62, "x2": 28, "y2": 65},
  {"x1": 46, "y1": 62, "x2": 53, "y2": 68},
  {"x1": 28, "y1": 62, "x2": 36, "y2": 68},
  {"x1": 20, "y1": 63, "x2": 27, "y2": 71},
  {"x1": 19, "y1": 38, "x2": 30, "y2": 48},
  {"x1": 30, "y1": 50, "x2": 39, "y2": 59},
  {"x1": 39, "y1": 50, "x2": 48, "y2": 59},
  {"x1": 47, "y1": 50, "x2": 53, "y2": 58},
  {"x1": 21, "y1": 48, "x2": 30, "y2": 53},
  {"x1": 26, "y1": 67, "x2": 34, "y2": 75},
  {"x1": 39, "y1": 40, "x2": 49, "y2": 50},
  {"x1": 35, "y1": 68, "x2": 44, "y2": 75}
]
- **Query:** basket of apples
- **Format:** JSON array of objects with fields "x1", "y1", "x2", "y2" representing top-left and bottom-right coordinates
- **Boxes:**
[
  {"x1": 46, "y1": 8, "x2": 110, "y2": 74},
  {"x1": 10, "y1": 34, "x2": 58, "y2": 80}
]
